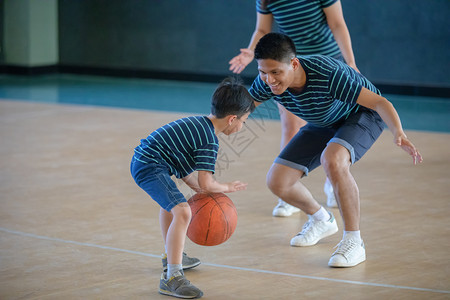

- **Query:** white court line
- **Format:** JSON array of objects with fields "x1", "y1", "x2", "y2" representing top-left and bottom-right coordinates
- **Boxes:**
[{"x1": 1, "y1": 227, "x2": 449, "y2": 295}]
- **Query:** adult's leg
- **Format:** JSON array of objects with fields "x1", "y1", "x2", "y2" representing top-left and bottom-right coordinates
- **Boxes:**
[
  {"x1": 272, "y1": 104, "x2": 306, "y2": 217},
  {"x1": 278, "y1": 103, "x2": 336, "y2": 208},
  {"x1": 321, "y1": 143, "x2": 359, "y2": 231},
  {"x1": 267, "y1": 161, "x2": 339, "y2": 247},
  {"x1": 324, "y1": 108, "x2": 384, "y2": 267},
  {"x1": 267, "y1": 163, "x2": 321, "y2": 215}
]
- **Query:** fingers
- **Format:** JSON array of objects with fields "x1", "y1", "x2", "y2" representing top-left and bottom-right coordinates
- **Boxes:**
[
  {"x1": 226, "y1": 181, "x2": 248, "y2": 192},
  {"x1": 412, "y1": 150, "x2": 423, "y2": 165},
  {"x1": 236, "y1": 182, "x2": 248, "y2": 190},
  {"x1": 229, "y1": 61, "x2": 243, "y2": 73},
  {"x1": 403, "y1": 143, "x2": 423, "y2": 165},
  {"x1": 229, "y1": 65, "x2": 244, "y2": 74}
]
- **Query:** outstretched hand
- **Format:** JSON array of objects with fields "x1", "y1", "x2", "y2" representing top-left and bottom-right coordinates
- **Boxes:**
[
  {"x1": 225, "y1": 181, "x2": 248, "y2": 193},
  {"x1": 229, "y1": 49, "x2": 254, "y2": 74},
  {"x1": 395, "y1": 133, "x2": 423, "y2": 165}
]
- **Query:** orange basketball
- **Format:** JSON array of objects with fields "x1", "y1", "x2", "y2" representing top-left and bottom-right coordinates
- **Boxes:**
[{"x1": 187, "y1": 192, "x2": 237, "y2": 246}]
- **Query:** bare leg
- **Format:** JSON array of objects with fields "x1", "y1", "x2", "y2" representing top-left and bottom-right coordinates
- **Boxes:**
[
  {"x1": 278, "y1": 103, "x2": 334, "y2": 209},
  {"x1": 267, "y1": 163, "x2": 321, "y2": 215},
  {"x1": 163, "y1": 202, "x2": 191, "y2": 265},
  {"x1": 321, "y1": 143, "x2": 359, "y2": 231},
  {"x1": 160, "y1": 208, "x2": 173, "y2": 248}
]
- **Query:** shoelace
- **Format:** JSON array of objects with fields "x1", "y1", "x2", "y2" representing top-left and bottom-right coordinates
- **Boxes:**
[
  {"x1": 332, "y1": 239, "x2": 358, "y2": 257},
  {"x1": 296, "y1": 218, "x2": 314, "y2": 236}
]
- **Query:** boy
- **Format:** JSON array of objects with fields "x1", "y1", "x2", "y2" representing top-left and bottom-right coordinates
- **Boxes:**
[
  {"x1": 249, "y1": 33, "x2": 422, "y2": 267},
  {"x1": 130, "y1": 77, "x2": 255, "y2": 298}
]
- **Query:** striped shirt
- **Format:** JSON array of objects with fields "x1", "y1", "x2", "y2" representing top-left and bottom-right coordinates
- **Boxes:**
[
  {"x1": 257, "y1": 0, "x2": 341, "y2": 58},
  {"x1": 133, "y1": 116, "x2": 219, "y2": 178},
  {"x1": 249, "y1": 55, "x2": 381, "y2": 128}
]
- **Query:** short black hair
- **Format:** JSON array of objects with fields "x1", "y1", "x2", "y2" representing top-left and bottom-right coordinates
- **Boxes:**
[
  {"x1": 254, "y1": 33, "x2": 296, "y2": 64},
  {"x1": 211, "y1": 76, "x2": 255, "y2": 119}
]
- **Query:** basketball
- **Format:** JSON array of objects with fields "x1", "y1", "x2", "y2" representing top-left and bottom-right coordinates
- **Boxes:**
[{"x1": 187, "y1": 192, "x2": 238, "y2": 246}]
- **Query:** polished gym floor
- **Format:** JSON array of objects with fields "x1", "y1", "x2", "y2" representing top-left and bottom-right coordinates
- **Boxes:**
[{"x1": 0, "y1": 74, "x2": 449, "y2": 299}]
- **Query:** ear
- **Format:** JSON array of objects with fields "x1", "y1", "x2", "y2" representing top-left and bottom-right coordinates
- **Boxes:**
[
  {"x1": 291, "y1": 57, "x2": 300, "y2": 70},
  {"x1": 226, "y1": 115, "x2": 238, "y2": 125}
]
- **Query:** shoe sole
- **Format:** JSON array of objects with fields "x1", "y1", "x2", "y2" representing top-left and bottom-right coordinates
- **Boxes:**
[
  {"x1": 290, "y1": 225, "x2": 339, "y2": 247},
  {"x1": 326, "y1": 195, "x2": 338, "y2": 208},
  {"x1": 183, "y1": 261, "x2": 201, "y2": 270},
  {"x1": 326, "y1": 201, "x2": 338, "y2": 208},
  {"x1": 159, "y1": 289, "x2": 203, "y2": 299},
  {"x1": 328, "y1": 253, "x2": 366, "y2": 268},
  {"x1": 273, "y1": 208, "x2": 301, "y2": 217}
]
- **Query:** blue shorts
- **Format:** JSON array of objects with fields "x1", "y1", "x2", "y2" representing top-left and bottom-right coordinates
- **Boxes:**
[
  {"x1": 130, "y1": 157, "x2": 186, "y2": 212},
  {"x1": 275, "y1": 107, "x2": 385, "y2": 176}
]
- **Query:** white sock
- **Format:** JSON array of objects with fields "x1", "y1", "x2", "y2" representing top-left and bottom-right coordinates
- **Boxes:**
[
  {"x1": 311, "y1": 206, "x2": 330, "y2": 222},
  {"x1": 343, "y1": 230, "x2": 361, "y2": 242},
  {"x1": 167, "y1": 264, "x2": 183, "y2": 278}
]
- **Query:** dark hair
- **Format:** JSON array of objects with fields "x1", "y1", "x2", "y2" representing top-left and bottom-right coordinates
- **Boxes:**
[
  {"x1": 254, "y1": 33, "x2": 296, "y2": 64},
  {"x1": 211, "y1": 76, "x2": 255, "y2": 119}
]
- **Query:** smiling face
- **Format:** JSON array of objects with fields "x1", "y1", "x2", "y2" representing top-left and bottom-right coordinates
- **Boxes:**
[{"x1": 257, "y1": 58, "x2": 298, "y2": 95}]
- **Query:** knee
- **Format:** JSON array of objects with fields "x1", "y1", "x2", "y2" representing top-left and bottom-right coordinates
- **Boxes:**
[
  {"x1": 172, "y1": 203, "x2": 192, "y2": 225},
  {"x1": 266, "y1": 169, "x2": 289, "y2": 197},
  {"x1": 321, "y1": 154, "x2": 348, "y2": 177}
]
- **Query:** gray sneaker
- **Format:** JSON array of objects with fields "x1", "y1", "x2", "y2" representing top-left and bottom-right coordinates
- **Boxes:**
[
  {"x1": 159, "y1": 271, "x2": 203, "y2": 299},
  {"x1": 162, "y1": 252, "x2": 201, "y2": 272}
]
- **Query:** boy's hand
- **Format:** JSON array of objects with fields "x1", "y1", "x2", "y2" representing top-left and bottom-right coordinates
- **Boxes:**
[
  {"x1": 225, "y1": 181, "x2": 248, "y2": 193},
  {"x1": 395, "y1": 133, "x2": 423, "y2": 165}
]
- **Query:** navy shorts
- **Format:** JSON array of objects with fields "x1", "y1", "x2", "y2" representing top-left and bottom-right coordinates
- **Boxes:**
[
  {"x1": 275, "y1": 107, "x2": 385, "y2": 176},
  {"x1": 130, "y1": 157, "x2": 186, "y2": 212}
]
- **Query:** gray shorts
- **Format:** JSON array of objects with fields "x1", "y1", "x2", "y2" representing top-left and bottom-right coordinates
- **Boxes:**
[{"x1": 275, "y1": 107, "x2": 385, "y2": 176}]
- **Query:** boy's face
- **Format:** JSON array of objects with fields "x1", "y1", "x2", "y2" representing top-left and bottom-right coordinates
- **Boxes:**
[
  {"x1": 257, "y1": 58, "x2": 296, "y2": 95},
  {"x1": 223, "y1": 112, "x2": 250, "y2": 136}
]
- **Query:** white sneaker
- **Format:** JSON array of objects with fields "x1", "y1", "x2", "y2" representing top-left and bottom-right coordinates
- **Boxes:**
[
  {"x1": 272, "y1": 199, "x2": 300, "y2": 217},
  {"x1": 290, "y1": 212, "x2": 338, "y2": 246},
  {"x1": 328, "y1": 238, "x2": 366, "y2": 267},
  {"x1": 324, "y1": 178, "x2": 338, "y2": 208}
]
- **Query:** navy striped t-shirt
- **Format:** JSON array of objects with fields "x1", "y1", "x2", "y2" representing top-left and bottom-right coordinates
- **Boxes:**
[
  {"x1": 257, "y1": 0, "x2": 341, "y2": 58},
  {"x1": 249, "y1": 55, "x2": 381, "y2": 128},
  {"x1": 133, "y1": 116, "x2": 219, "y2": 178}
]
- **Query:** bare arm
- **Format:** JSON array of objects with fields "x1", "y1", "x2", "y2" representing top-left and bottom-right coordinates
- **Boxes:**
[
  {"x1": 197, "y1": 170, "x2": 248, "y2": 193},
  {"x1": 356, "y1": 87, "x2": 423, "y2": 164},
  {"x1": 181, "y1": 173, "x2": 202, "y2": 193},
  {"x1": 324, "y1": 1, "x2": 359, "y2": 72},
  {"x1": 229, "y1": 12, "x2": 273, "y2": 74}
]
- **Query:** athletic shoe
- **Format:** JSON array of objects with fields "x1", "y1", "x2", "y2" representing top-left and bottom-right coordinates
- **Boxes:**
[
  {"x1": 162, "y1": 252, "x2": 201, "y2": 272},
  {"x1": 324, "y1": 179, "x2": 338, "y2": 208},
  {"x1": 290, "y1": 212, "x2": 338, "y2": 246},
  {"x1": 272, "y1": 199, "x2": 300, "y2": 217},
  {"x1": 159, "y1": 271, "x2": 203, "y2": 299},
  {"x1": 328, "y1": 238, "x2": 366, "y2": 267}
]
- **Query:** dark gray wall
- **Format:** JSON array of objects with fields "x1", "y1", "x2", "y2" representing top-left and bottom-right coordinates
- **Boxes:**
[
  {"x1": 59, "y1": 0, "x2": 450, "y2": 88},
  {"x1": 0, "y1": 1, "x2": 3, "y2": 64}
]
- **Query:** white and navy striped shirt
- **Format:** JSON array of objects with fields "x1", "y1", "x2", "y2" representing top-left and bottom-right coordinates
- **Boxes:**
[
  {"x1": 134, "y1": 116, "x2": 219, "y2": 178},
  {"x1": 249, "y1": 55, "x2": 381, "y2": 128},
  {"x1": 257, "y1": 0, "x2": 341, "y2": 58}
]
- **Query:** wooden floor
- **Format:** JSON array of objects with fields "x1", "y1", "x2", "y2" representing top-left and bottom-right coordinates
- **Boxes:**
[{"x1": 1, "y1": 100, "x2": 449, "y2": 300}]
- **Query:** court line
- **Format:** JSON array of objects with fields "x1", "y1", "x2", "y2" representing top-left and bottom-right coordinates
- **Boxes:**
[{"x1": 1, "y1": 227, "x2": 449, "y2": 295}]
